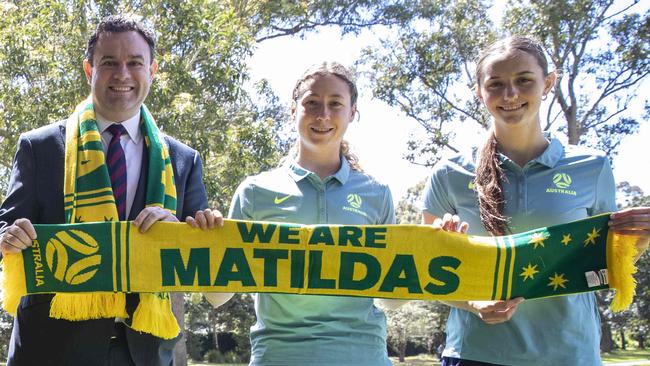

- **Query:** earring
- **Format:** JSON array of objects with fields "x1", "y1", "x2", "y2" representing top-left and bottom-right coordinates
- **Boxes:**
[{"x1": 542, "y1": 94, "x2": 548, "y2": 101}]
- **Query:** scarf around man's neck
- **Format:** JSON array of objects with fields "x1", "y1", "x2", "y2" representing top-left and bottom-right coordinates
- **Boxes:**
[{"x1": 46, "y1": 99, "x2": 178, "y2": 339}]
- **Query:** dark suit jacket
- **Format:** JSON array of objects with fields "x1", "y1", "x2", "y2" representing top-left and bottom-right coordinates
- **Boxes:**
[{"x1": 0, "y1": 120, "x2": 209, "y2": 366}]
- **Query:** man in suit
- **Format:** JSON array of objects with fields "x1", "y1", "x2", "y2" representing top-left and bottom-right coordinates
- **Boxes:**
[{"x1": 0, "y1": 14, "x2": 208, "y2": 366}]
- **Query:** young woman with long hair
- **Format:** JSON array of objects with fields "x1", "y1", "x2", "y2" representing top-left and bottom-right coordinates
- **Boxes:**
[
  {"x1": 421, "y1": 36, "x2": 650, "y2": 365},
  {"x1": 195, "y1": 62, "x2": 405, "y2": 365}
]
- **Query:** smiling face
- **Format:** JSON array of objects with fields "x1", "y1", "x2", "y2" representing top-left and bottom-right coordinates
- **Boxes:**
[
  {"x1": 292, "y1": 73, "x2": 356, "y2": 155},
  {"x1": 477, "y1": 50, "x2": 555, "y2": 131},
  {"x1": 83, "y1": 31, "x2": 157, "y2": 122}
]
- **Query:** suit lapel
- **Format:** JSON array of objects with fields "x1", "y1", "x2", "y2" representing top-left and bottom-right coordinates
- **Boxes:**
[{"x1": 58, "y1": 123, "x2": 66, "y2": 150}]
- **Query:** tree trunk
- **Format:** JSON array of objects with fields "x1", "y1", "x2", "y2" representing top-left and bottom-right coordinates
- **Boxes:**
[
  {"x1": 599, "y1": 313, "x2": 614, "y2": 353},
  {"x1": 172, "y1": 293, "x2": 187, "y2": 366},
  {"x1": 398, "y1": 341, "x2": 406, "y2": 363},
  {"x1": 620, "y1": 328, "x2": 627, "y2": 350}
]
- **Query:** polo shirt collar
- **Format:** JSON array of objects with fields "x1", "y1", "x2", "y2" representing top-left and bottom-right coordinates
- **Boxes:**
[
  {"x1": 331, "y1": 157, "x2": 351, "y2": 184},
  {"x1": 96, "y1": 111, "x2": 143, "y2": 145},
  {"x1": 497, "y1": 132, "x2": 564, "y2": 169},
  {"x1": 534, "y1": 134, "x2": 564, "y2": 168},
  {"x1": 286, "y1": 156, "x2": 350, "y2": 184},
  {"x1": 286, "y1": 161, "x2": 310, "y2": 182}
]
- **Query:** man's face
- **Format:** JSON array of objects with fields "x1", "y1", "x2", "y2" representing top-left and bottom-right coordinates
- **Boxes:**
[{"x1": 83, "y1": 31, "x2": 157, "y2": 122}]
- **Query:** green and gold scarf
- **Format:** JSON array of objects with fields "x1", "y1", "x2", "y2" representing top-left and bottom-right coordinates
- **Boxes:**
[
  {"x1": 2, "y1": 214, "x2": 640, "y2": 316},
  {"x1": 24, "y1": 99, "x2": 178, "y2": 339}
]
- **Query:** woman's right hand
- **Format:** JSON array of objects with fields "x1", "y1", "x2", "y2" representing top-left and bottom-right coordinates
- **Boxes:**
[
  {"x1": 185, "y1": 208, "x2": 224, "y2": 230},
  {"x1": 431, "y1": 213, "x2": 469, "y2": 234},
  {"x1": 428, "y1": 213, "x2": 523, "y2": 324},
  {"x1": 466, "y1": 298, "x2": 524, "y2": 325}
]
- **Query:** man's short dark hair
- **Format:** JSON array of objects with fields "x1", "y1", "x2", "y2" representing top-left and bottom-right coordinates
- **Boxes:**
[{"x1": 86, "y1": 14, "x2": 156, "y2": 65}]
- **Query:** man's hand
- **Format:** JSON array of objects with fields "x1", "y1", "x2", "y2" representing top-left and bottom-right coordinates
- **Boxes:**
[
  {"x1": 133, "y1": 207, "x2": 179, "y2": 233},
  {"x1": 467, "y1": 298, "x2": 524, "y2": 325},
  {"x1": 1, "y1": 218, "x2": 37, "y2": 255},
  {"x1": 186, "y1": 208, "x2": 224, "y2": 230}
]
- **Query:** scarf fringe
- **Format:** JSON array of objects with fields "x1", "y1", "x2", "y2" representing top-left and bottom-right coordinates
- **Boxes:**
[
  {"x1": 0, "y1": 254, "x2": 27, "y2": 316},
  {"x1": 50, "y1": 293, "x2": 128, "y2": 320},
  {"x1": 130, "y1": 293, "x2": 180, "y2": 340},
  {"x1": 607, "y1": 232, "x2": 638, "y2": 312}
]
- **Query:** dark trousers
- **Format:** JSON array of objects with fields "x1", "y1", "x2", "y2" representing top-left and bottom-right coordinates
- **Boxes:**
[{"x1": 105, "y1": 323, "x2": 136, "y2": 366}]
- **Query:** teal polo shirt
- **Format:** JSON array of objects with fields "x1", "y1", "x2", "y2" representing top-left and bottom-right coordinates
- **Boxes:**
[
  {"x1": 229, "y1": 158, "x2": 395, "y2": 366},
  {"x1": 421, "y1": 136, "x2": 616, "y2": 366}
]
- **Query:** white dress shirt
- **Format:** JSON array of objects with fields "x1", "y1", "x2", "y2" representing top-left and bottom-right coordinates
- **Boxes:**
[{"x1": 96, "y1": 112, "x2": 144, "y2": 219}]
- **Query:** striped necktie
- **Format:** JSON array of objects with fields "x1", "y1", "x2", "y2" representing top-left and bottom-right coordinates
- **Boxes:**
[{"x1": 106, "y1": 124, "x2": 127, "y2": 221}]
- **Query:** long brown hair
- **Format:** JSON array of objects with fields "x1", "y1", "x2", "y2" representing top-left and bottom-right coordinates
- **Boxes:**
[
  {"x1": 474, "y1": 36, "x2": 550, "y2": 235},
  {"x1": 287, "y1": 61, "x2": 362, "y2": 171}
]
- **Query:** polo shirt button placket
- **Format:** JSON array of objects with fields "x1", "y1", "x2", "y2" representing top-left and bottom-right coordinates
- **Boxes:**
[{"x1": 319, "y1": 190, "x2": 326, "y2": 222}]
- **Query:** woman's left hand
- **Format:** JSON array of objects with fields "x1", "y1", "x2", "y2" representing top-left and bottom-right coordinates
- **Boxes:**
[
  {"x1": 432, "y1": 213, "x2": 469, "y2": 234},
  {"x1": 186, "y1": 208, "x2": 224, "y2": 230},
  {"x1": 609, "y1": 207, "x2": 650, "y2": 262}
]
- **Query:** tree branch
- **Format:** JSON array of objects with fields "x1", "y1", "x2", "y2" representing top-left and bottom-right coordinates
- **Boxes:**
[
  {"x1": 585, "y1": 105, "x2": 629, "y2": 130},
  {"x1": 580, "y1": 68, "x2": 649, "y2": 128},
  {"x1": 394, "y1": 96, "x2": 459, "y2": 154},
  {"x1": 602, "y1": 0, "x2": 639, "y2": 22}
]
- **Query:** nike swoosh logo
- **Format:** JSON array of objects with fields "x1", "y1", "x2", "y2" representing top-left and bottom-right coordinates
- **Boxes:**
[
  {"x1": 274, "y1": 195, "x2": 292, "y2": 204},
  {"x1": 81, "y1": 160, "x2": 91, "y2": 165}
]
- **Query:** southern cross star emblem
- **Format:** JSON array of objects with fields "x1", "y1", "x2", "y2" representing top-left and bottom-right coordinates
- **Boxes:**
[
  {"x1": 548, "y1": 272, "x2": 568, "y2": 291},
  {"x1": 520, "y1": 263, "x2": 539, "y2": 281},
  {"x1": 561, "y1": 233, "x2": 572, "y2": 246},
  {"x1": 528, "y1": 232, "x2": 548, "y2": 249},
  {"x1": 583, "y1": 227, "x2": 601, "y2": 246}
]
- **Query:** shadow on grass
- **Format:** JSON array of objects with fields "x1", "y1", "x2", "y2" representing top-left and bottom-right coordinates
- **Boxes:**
[{"x1": 602, "y1": 348, "x2": 650, "y2": 363}]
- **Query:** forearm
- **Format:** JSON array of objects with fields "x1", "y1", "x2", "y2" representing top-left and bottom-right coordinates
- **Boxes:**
[
  {"x1": 1, "y1": 136, "x2": 38, "y2": 248},
  {"x1": 439, "y1": 300, "x2": 476, "y2": 314},
  {"x1": 203, "y1": 292, "x2": 235, "y2": 308},
  {"x1": 634, "y1": 236, "x2": 650, "y2": 263},
  {"x1": 181, "y1": 150, "x2": 209, "y2": 219},
  {"x1": 374, "y1": 299, "x2": 409, "y2": 311}
]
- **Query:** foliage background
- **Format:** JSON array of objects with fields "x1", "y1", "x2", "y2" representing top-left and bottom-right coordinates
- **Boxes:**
[{"x1": 1, "y1": 0, "x2": 648, "y2": 364}]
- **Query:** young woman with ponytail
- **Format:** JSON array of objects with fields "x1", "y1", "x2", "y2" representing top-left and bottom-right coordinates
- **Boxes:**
[
  {"x1": 198, "y1": 62, "x2": 401, "y2": 365},
  {"x1": 421, "y1": 36, "x2": 649, "y2": 365}
]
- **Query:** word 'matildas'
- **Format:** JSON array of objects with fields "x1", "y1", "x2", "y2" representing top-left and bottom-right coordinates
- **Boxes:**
[{"x1": 162, "y1": 222, "x2": 461, "y2": 295}]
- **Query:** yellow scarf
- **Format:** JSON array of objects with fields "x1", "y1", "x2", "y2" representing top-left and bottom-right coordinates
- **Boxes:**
[{"x1": 2, "y1": 214, "x2": 638, "y2": 315}]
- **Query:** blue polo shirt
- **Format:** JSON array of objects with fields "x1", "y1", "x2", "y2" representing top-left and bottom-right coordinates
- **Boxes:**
[
  {"x1": 229, "y1": 158, "x2": 396, "y2": 366},
  {"x1": 421, "y1": 136, "x2": 616, "y2": 366}
]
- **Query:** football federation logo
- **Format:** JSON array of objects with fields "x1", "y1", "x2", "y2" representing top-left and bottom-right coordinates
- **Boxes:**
[
  {"x1": 553, "y1": 173, "x2": 572, "y2": 189},
  {"x1": 45, "y1": 230, "x2": 101, "y2": 285},
  {"x1": 347, "y1": 194, "x2": 362, "y2": 209}
]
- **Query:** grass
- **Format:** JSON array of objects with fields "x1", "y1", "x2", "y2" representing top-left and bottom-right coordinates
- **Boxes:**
[
  {"x1": 602, "y1": 348, "x2": 650, "y2": 364},
  {"x1": 391, "y1": 354, "x2": 441, "y2": 365},
  {"x1": 3, "y1": 348, "x2": 645, "y2": 366},
  {"x1": 187, "y1": 348, "x2": 650, "y2": 366}
]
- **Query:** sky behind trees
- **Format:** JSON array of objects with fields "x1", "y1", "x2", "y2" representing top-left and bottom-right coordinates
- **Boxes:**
[{"x1": 248, "y1": 24, "x2": 650, "y2": 203}]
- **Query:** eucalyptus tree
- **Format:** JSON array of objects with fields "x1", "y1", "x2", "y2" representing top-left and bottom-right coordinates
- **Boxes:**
[{"x1": 359, "y1": 0, "x2": 649, "y2": 165}]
